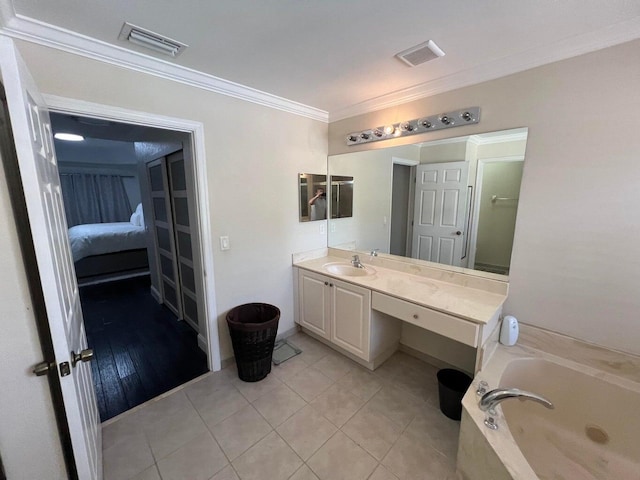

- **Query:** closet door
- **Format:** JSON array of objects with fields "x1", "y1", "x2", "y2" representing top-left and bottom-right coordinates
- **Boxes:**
[
  {"x1": 167, "y1": 150, "x2": 201, "y2": 333},
  {"x1": 147, "y1": 157, "x2": 182, "y2": 318}
]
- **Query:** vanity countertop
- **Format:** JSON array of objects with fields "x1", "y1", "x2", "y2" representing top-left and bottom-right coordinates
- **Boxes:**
[{"x1": 294, "y1": 255, "x2": 507, "y2": 325}]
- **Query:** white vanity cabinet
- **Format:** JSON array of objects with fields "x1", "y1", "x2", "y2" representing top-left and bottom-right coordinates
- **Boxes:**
[{"x1": 298, "y1": 269, "x2": 371, "y2": 360}]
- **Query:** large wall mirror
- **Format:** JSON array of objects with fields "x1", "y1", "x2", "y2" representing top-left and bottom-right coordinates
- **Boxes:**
[{"x1": 328, "y1": 127, "x2": 527, "y2": 276}]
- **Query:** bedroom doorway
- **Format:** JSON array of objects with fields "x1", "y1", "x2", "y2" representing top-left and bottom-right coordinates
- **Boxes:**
[{"x1": 49, "y1": 107, "x2": 216, "y2": 421}]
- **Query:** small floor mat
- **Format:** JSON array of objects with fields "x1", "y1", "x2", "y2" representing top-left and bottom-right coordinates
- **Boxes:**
[{"x1": 272, "y1": 339, "x2": 302, "y2": 365}]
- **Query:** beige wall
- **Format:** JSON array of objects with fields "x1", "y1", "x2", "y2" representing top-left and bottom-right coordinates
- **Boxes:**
[{"x1": 330, "y1": 39, "x2": 640, "y2": 356}]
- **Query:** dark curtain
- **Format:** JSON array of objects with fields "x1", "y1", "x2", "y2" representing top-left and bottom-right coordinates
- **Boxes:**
[{"x1": 60, "y1": 173, "x2": 132, "y2": 227}]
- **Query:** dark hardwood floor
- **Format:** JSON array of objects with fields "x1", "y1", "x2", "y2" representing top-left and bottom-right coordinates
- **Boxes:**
[{"x1": 80, "y1": 275, "x2": 208, "y2": 421}]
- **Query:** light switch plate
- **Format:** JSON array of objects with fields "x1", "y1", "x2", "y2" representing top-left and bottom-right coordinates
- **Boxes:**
[{"x1": 220, "y1": 236, "x2": 230, "y2": 250}]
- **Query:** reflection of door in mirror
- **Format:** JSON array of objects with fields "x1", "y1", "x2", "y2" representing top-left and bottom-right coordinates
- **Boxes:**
[
  {"x1": 411, "y1": 161, "x2": 469, "y2": 267},
  {"x1": 330, "y1": 175, "x2": 354, "y2": 219},
  {"x1": 299, "y1": 173, "x2": 327, "y2": 222},
  {"x1": 328, "y1": 127, "x2": 527, "y2": 276}
]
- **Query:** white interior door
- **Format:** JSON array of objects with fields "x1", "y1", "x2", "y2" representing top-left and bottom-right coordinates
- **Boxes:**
[
  {"x1": 411, "y1": 161, "x2": 469, "y2": 266},
  {"x1": 0, "y1": 37, "x2": 101, "y2": 479}
]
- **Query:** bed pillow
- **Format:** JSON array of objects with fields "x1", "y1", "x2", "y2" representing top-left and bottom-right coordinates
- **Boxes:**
[
  {"x1": 135, "y1": 203, "x2": 145, "y2": 228},
  {"x1": 130, "y1": 210, "x2": 141, "y2": 226}
]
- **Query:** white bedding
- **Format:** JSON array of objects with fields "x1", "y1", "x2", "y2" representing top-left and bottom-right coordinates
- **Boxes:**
[{"x1": 68, "y1": 222, "x2": 147, "y2": 262}]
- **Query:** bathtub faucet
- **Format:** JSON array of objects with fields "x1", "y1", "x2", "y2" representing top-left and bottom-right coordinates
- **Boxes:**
[{"x1": 479, "y1": 388, "x2": 554, "y2": 415}]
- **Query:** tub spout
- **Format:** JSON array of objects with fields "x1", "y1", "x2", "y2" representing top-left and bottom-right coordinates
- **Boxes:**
[{"x1": 479, "y1": 388, "x2": 554, "y2": 414}]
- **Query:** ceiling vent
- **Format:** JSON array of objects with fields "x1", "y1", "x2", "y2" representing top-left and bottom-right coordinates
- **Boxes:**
[
  {"x1": 396, "y1": 40, "x2": 445, "y2": 67},
  {"x1": 118, "y1": 22, "x2": 188, "y2": 58}
]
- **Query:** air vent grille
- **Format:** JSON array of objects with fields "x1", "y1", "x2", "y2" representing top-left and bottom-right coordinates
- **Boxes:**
[
  {"x1": 118, "y1": 22, "x2": 188, "y2": 58},
  {"x1": 396, "y1": 40, "x2": 445, "y2": 67}
]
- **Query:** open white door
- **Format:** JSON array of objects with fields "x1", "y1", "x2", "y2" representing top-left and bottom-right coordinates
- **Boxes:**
[
  {"x1": 0, "y1": 37, "x2": 101, "y2": 479},
  {"x1": 411, "y1": 161, "x2": 469, "y2": 266}
]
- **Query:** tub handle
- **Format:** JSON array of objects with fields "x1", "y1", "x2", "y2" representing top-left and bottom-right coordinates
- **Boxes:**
[{"x1": 476, "y1": 380, "x2": 489, "y2": 396}]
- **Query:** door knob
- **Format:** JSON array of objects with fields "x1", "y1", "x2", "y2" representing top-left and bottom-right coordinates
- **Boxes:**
[
  {"x1": 455, "y1": 231, "x2": 462, "y2": 235},
  {"x1": 71, "y1": 349, "x2": 94, "y2": 367},
  {"x1": 33, "y1": 361, "x2": 53, "y2": 376}
]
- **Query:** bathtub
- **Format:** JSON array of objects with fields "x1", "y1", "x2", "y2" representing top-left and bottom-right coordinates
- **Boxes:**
[{"x1": 457, "y1": 345, "x2": 640, "y2": 480}]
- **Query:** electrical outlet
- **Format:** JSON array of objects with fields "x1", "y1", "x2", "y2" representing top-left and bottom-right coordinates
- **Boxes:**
[
  {"x1": 319, "y1": 223, "x2": 326, "y2": 234},
  {"x1": 220, "y1": 236, "x2": 230, "y2": 250},
  {"x1": 330, "y1": 222, "x2": 336, "y2": 233}
]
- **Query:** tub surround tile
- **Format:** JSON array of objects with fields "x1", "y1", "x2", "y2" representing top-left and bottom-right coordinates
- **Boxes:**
[{"x1": 518, "y1": 323, "x2": 640, "y2": 384}]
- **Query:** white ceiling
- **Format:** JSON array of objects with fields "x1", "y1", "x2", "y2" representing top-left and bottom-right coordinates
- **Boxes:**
[{"x1": 4, "y1": 1, "x2": 640, "y2": 120}]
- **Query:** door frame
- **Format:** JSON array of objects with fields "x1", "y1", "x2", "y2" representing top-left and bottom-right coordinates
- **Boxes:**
[
  {"x1": 467, "y1": 155, "x2": 525, "y2": 270},
  {"x1": 44, "y1": 94, "x2": 222, "y2": 371}
]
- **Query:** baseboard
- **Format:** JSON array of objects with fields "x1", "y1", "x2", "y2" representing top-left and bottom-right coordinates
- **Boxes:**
[
  {"x1": 197, "y1": 333, "x2": 207, "y2": 353},
  {"x1": 150, "y1": 285, "x2": 162, "y2": 303},
  {"x1": 221, "y1": 356, "x2": 235, "y2": 369}
]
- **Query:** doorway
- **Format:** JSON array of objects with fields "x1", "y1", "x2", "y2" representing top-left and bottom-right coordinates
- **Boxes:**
[{"x1": 50, "y1": 112, "x2": 211, "y2": 420}]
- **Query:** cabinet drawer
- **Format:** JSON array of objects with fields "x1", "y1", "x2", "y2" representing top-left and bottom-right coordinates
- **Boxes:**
[{"x1": 371, "y1": 292, "x2": 479, "y2": 347}]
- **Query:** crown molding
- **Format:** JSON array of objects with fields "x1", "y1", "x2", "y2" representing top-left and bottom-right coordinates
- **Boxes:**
[
  {"x1": 329, "y1": 16, "x2": 640, "y2": 122},
  {"x1": 0, "y1": 10, "x2": 329, "y2": 123}
]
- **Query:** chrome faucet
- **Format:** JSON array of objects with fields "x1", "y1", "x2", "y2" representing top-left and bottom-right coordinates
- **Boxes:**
[
  {"x1": 351, "y1": 255, "x2": 364, "y2": 268},
  {"x1": 370, "y1": 249, "x2": 379, "y2": 257},
  {"x1": 479, "y1": 388, "x2": 554, "y2": 414}
]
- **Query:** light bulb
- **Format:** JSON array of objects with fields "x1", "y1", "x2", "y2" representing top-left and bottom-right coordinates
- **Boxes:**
[
  {"x1": 54, "y1": 133, "x2": 84, "y2": 142},
  {"x1": 383, "y1": 125, "x2": 395, "y2": 135}
]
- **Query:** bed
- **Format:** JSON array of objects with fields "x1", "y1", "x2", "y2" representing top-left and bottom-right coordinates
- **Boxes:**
[{"x1": 69, "y1": 204, "x2": 149, "y2": 280}]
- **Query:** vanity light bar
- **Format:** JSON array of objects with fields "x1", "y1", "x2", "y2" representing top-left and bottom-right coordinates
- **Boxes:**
[{"x1": 346, "y1": 107, "x2": 481, "y2": 146}]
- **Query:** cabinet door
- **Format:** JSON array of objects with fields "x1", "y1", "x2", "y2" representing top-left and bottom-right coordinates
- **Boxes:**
[
  {"x1": 330, "y1": 279, "x2": 371, "y2": 360},
  {"x1": 299, "y1": 270, "x2": 330, "y2": 339}
]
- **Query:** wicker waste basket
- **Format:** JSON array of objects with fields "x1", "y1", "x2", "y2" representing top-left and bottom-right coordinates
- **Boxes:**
[{"x1": 226, "y1": 303, "x2": 280, "y2": 382}]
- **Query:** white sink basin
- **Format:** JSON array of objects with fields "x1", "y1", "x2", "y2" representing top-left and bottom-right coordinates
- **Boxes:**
[{"x1": 323, "y1": 262, "x2": 376, "y2": 277}]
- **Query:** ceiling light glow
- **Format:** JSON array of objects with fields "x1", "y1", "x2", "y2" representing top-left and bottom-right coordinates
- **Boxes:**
[{"x1": 54, "y1": 133, "x2": 85, "y2": 142}]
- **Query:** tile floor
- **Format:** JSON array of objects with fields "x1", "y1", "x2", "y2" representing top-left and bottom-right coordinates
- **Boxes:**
[{"x1": 102, "y1": 332, "x2": 462, "y2": 480}]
